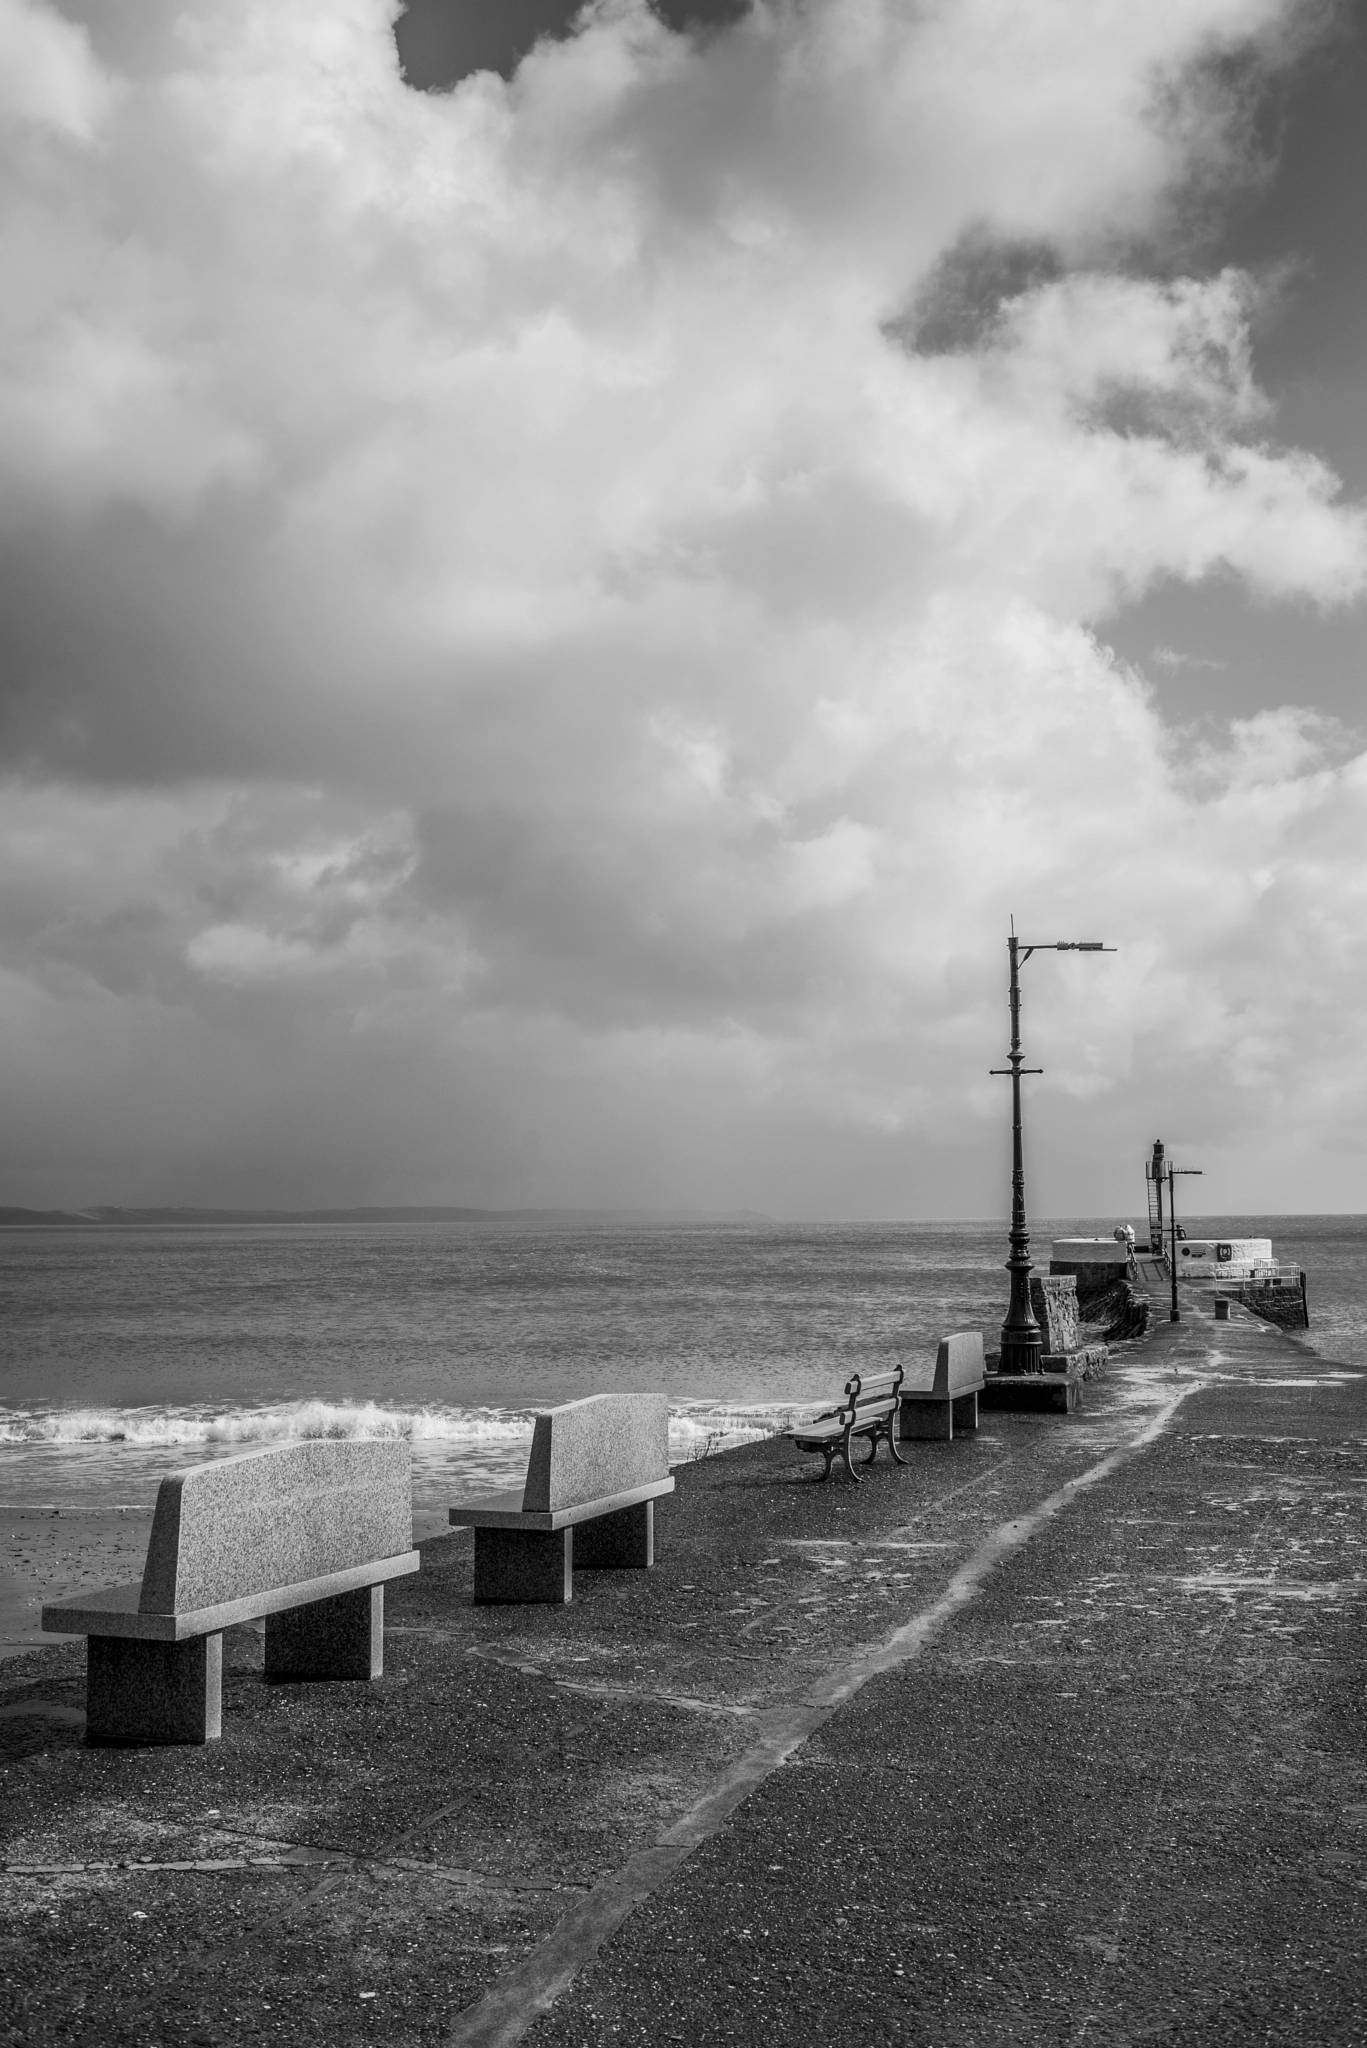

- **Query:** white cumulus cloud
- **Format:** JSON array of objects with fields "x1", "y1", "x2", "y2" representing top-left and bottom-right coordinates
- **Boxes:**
[{"x1": 0, "y1": 0, "x2": 1364, "y2": 1215}]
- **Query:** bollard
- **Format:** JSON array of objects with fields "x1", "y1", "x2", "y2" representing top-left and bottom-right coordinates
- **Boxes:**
[{"x1": 1214, "y1": 1296, "x2": 1230, "y2": 1322}]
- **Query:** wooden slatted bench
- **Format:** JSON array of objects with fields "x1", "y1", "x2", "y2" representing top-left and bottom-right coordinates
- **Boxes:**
[
  {"x1": 789, "y1": 1367, "x2": 906, "y2": 1482},
  {"x1": 899, "y1": 1330, "x2": 986, "y2": 1441},
  {"x1": 449, "y1": 1392, "x2": 674, "y2": 1604},
  {"x1": 41, "y1": 1440, "x2": 419, "y2": 1746}
]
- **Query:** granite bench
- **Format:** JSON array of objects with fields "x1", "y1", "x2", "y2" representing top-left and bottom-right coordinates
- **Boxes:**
[
  {"x1": 899, "y1": 1331, "x2": 985, "y2": 1441},
  {"x1": 41, "y1": 1440, "x2": 419, "y2": 1746},
  {"x1": 790, "y1": 1367, "x2": 906, "y2": 1482},
  {"x1": 449, "y1": 1393, "x2": 674, "y2": 1604}
]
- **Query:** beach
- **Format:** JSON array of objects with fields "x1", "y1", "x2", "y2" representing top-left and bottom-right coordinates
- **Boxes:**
[{"x1": 2, "y1": 1302, "x2": 1362, "y2": 2045}]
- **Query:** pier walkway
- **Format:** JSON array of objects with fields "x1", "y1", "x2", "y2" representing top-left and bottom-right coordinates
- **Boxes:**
[{"x1": 2, "y1": 1309, "x2": 1363, "y2": 2045}]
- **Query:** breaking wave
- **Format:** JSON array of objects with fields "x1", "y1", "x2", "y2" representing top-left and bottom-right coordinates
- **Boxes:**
[
  {"x1": 0, "y1": 1397, "x2": 815, "y2": 1457},
  {"x1": 0, "y1": 1399, "x2": 533, "y2": 1449}
]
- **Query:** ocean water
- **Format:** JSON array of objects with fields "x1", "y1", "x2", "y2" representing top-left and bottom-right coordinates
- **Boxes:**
[{"x1": 1, "y1": 1213, "x2": 1361, "y2": 1512}]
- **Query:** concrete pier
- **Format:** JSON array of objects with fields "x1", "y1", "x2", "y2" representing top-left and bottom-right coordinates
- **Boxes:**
[{"x1": 2, "y1": 1306, "x2": 1362, "y2": 2044}]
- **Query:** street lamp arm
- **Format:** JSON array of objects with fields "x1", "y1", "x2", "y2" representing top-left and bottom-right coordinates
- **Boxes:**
[{"x1": 1017, "y1": 941, "x2": 1116, "y2": 956}]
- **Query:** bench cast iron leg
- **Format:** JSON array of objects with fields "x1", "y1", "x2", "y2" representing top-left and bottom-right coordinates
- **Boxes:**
[
  {"x1": 575, "y1": 1500, "x2": 654, "y2": 1570},
  {"x1": 265, "y1": 1585, "x2": 383, "y2": 1681},
  {"x1": 474, "y1": 1526, "x2": 573, "y2": 1603},
  {"x1": 86, "y1": 1634, "x2": 222, "y2": 1746}
]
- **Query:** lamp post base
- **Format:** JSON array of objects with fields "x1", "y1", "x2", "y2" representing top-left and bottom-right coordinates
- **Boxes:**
[{"x1": 999, "y1": 1331, "x2": 1044, "y2": 1375}]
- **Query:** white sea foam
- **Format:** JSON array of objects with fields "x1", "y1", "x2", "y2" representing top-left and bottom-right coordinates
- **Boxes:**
[
  {"x1": 0, "y1": 1396, "x2": 814, "y2": 1456},
  {"x1": 668, "y1": 1400, "x2": 821, "y2": 1457},
  {"x1": 0, "y1": 1400, "x2": 536, "y2": 1449}
]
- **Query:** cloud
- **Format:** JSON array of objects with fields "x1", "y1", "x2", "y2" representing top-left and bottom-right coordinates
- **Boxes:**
[
  {"x1": 1152, "y1": 646, "x2": 1227, "y2": 671},
  {"x1": 0, "y1": 0, "x2": 110, "y2": 138},
  {"x1": 0, "y1": 0, "x2": 1365, "y2": 1212}
]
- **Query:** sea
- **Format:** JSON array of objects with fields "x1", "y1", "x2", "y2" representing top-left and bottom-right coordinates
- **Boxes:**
[{"x1": 1, "y1": 1213, "x2": 1363, "y2": 1516}]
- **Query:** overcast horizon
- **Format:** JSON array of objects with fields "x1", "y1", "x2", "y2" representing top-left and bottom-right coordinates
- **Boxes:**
[{"x1": 4, "y1": 0, "x2": 1367, "y2": 1223}]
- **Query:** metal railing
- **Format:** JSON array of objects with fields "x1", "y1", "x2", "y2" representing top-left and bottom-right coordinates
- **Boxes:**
[{"x1": 1247, "y1": 1262, "x2": 1304, "y2": 1288}]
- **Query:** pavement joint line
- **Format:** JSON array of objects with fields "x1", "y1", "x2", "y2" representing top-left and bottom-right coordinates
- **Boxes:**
[
  {"x1": 444, "y1": 1379, "x2": 1202, "y2": 2048},
  {"x1": 553, "y1": 1680, "x2": 759, "y2": 1716},
  {"x1": 463, "y1": 1644, "x2": 777, "y2": 1706},
  {"x1": 281, "y1": 1789, "x2": 513, "y2": 1921}
]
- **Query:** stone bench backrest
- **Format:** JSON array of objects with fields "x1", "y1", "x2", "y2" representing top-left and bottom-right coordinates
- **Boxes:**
[
  {"x1": 903, "y1": 1330, "x2": 985, "y2": 1398},
  {"x1": 138, "y1": 1440, "x2": 413, "y2": 1615},
  {"x1": 521, "y1": 1393, "x2": 670, "y2": 1514}
]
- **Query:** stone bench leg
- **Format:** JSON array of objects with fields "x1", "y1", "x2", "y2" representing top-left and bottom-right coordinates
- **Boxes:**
[
  {"x1": 87, "y1": 1634, "x2": 222, "y2": 1746},
  {"x1": 951, "y1": 1390, "x2": 979, "y2": 1433},
  {"x1": 265, "y1": 1585, "x2": 383, "y2": 1681},
  {"x1": 575, "y1": 1499, "x2": 654, "y2": 1571},
  {"x1": 474, "y1": 1527, "x2": 572, "y2": 1604},
  {"x1": 899, "y1": 1400, "x2": 953, "y2": 1442}
]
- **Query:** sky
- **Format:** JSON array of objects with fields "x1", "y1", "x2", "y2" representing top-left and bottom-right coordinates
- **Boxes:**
[{"x1": 2, "y1": 0, "x2": 1366, "y2": 1221}]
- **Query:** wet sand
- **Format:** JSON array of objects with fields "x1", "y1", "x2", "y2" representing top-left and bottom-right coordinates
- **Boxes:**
[
  {"x1": 1, "y1": 1306, "x2": 1362, "y2": 2046},
  {"x1": 1, "y1": 1509, "x2": 156, "y2": 1661}
]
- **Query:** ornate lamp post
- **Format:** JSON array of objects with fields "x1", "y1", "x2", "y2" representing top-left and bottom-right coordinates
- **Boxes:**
[
  {"x1": 991, "y1": 926, "x2": 1113, "y2": 1374},
  {"x1": 1166, "y1": 1163, "x2": 1202, "y2": 1323}
]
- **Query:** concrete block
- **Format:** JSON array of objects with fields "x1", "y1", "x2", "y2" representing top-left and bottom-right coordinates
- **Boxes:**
[
  {"x1": 899, "y1": 1386, "x2": 978, "y2": 1441},
  {"x1": 980, "y1": 1370, "x2": 1082, "y2": 1414},
  {"x1": 1050, "y1": 1238, "x2": 1128, "y2": 1267},
  {"x1": 86, "y1": 1633, "x2": 222, "y2": 1746},
  {"x1": 264, "y1": 1584, "x2": 383, "y2": 1681},
  {"x1": 139, "y1": 1440, "x2": 412, "y2": 1615},
  {"x1": 474, "y1": 1527, "x2": 572, "y2": 1603},
  {"x1": 521, "y1": 1394, "x2": 669, "y2": 1514},
  {"x1": 575, "y1": 1500, "x2": 654, "y2": 1570},
  {"x1": 900, "y1": 1402, "x2": 954, "y2": 1441}
]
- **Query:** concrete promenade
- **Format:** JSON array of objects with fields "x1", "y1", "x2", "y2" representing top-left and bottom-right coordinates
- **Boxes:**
[{"x1": 1, "y1": 1306, "x2": 1363, "y2": 2044}]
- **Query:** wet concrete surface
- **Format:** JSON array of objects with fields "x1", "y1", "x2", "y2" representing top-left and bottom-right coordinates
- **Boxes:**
[{"x1": 1, "y1": 1308, "x2": 1362, "y2": 2044}]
